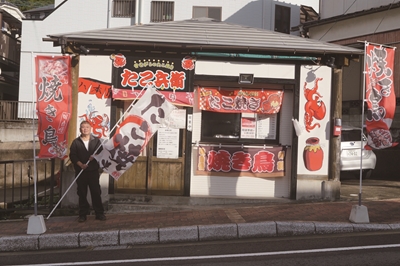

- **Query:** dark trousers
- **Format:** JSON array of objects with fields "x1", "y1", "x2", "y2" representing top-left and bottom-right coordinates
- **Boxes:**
[{"x1": 76, "y1": 170, "x2": 104, "y2": 217}]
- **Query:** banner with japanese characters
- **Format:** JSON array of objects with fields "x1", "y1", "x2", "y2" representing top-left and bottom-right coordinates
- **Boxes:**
[
  {"x1": 196, "y1": 145, "x2": 285, "y2": 178},
  {"x1": 94, "y1": 86, "x2": 177, "y2": 180},
  {"x1": 365, "y1": 43, "x2": 397, "y2": 149},
  {"x1": 110, "y1": 53, "x2": 194, "y2": 106},
  {"x1": 198, "y1": 87, "x2": 284, "y2": 114},
  {"x1": 112, "y1": 88, "x2": 194, "y2": 107},
  {"x1": 78, "y1": 77, "x2": 112, "y2": 139},
  {"x1": 35, "y1": 55, "x2": 71, "y2": 158}
]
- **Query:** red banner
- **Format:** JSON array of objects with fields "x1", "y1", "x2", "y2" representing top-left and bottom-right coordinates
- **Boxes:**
[
  {"x1": 36, "y1": 55, "x2": 72, "y2": 158},
  {"x1": 196, "y1": 145, "x2": 285, "y2": 178},
  {"x1": 78, "y1": 77, "x2": 112, "y2": 99},
  {"x1": 112, "y1": 88, "x2": 194, "y2": 107},
  {"x1": 365, "y1": 44, "x2": 397, "y2": 149},
  {"x1": 198, "y1": 87, "x2": 284, "y2": 114}
]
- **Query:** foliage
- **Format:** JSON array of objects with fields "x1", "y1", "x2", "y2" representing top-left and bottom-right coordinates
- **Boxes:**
[{"x1": 4, "y1": 0, "x2": 54, "y2": 12}]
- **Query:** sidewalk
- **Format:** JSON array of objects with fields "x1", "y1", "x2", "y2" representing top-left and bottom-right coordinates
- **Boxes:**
[{"x1": 1, "y1": 197, "x2": 400, "y2": 252}]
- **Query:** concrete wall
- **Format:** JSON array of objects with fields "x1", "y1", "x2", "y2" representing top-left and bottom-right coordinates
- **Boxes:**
[
  {"x1": 0, "y1": 121, "x2": 36, "y2": 143},
  {"x1": 0, "y1": 140, "x2": 62, "y2": 188}
]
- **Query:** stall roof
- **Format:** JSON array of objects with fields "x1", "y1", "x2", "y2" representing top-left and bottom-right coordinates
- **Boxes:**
[{"x1": 44, "y1": 17, "x2": 363, "y2": 57}]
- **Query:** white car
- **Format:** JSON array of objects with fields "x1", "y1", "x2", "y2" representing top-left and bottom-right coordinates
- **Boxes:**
[{"x1": 340, "y1": 127, "x2": 376, "y2": 179}]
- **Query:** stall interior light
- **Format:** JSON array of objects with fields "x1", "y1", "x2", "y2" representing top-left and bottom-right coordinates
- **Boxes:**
[
  {"x1": 79, "y1": 45, "x2": 90, "y2": 55},
  {"x1": 238, "y1": 73, "x2": 254, "y2": 84}
]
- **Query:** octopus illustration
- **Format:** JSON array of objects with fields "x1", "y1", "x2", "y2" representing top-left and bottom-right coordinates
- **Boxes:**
[
  {"x1": 262, "y1": 93, "x2": 283, "y2": 113},
  {"x1": 304, "y1": 78, "x2": 326, "y2": 132},
  {"x1": 79, "y1": 111, "x2": 110, "y2": 138}
]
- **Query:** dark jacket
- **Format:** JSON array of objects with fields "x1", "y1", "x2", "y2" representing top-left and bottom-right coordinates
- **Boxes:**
[{"x1": 69, "y1": 134, "x2": 102, "y2": 173}]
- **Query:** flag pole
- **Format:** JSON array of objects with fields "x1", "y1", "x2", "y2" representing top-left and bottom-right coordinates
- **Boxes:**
[
  {"x1": 27, "y1": 52, "x2": 47, "y2": 234},
  {"x1": 349, "y1": 41, "x2": 370, "y2": 223},
  {"x1": 47, "y1": 86, "x2": 147, "y2": 219},
  {"x1": 358, "y1": 42, "x2": 367, "y2": 207}
]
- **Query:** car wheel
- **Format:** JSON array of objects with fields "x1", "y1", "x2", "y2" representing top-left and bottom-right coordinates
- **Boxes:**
[{"x1": 362, "y1": 169, "x2": 372, "y2": 179}]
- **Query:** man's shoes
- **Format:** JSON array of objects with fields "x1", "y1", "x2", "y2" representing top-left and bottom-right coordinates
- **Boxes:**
[
  {"x1": 95, "y1": 214, "x2": 106, "y2": 221},
  {"x1": 78, "y1": 215, "x2": 87, "y2": 223}
]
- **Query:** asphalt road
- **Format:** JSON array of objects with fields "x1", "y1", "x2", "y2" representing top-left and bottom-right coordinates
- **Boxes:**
[{"x1": 2, "y1": 231, "x2": 400, "y2": 265}]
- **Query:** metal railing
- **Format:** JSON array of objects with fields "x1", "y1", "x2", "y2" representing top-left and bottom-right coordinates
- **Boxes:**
[
  {"x1": 0, "y1": 158, "x2": 61, "y2": 219},
  {"x1": 0, "y1": 101, "x2": 37, "y2": 122}
]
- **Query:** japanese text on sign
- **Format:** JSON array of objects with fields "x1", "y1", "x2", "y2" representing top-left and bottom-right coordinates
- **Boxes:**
[{"x1": 196, "y1": 145, "x2": 285, "y2": 178}]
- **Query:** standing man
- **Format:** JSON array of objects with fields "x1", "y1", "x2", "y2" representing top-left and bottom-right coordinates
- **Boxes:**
[{"x1": 70, "y1": 121, "x2": 106, "y2": 222}]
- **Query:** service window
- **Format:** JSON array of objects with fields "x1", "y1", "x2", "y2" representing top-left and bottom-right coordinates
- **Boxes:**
[
  {"x1": 201, "y1": 111, "x2": 278, "y2": 144},
  {"x1": 199, "y1": 87, "x2": 282, "y2": 145}
]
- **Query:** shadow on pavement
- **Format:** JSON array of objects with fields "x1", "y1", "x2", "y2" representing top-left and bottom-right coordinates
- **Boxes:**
[{"x1": 340, "y1": 171, "x2": 400, "y2": 201}]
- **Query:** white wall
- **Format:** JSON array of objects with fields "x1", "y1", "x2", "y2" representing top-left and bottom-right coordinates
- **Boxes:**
[{"x1": 195, "y1": 60, "x2": 295, "y2": 79}]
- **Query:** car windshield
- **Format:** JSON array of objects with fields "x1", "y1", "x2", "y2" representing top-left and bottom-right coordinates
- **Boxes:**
[{"x1": 342, "y1": 130, "x2": 366, "y2": 142}]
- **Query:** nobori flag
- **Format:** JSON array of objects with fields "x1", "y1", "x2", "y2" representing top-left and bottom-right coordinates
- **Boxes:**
[
  {"x1": 36, "y1": 55, "x2": 72, "y2": 159},
  {"x1": 94, "y1": 87, "x2": 177, "y2": 180},
  {"x1": 365, "y1": 43, "x2": 397, "y2": 149}
]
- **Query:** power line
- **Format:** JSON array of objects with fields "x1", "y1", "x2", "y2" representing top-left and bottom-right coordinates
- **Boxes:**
[
  {"x1": 373, "y1": 0, "x2": 397, "y2": 34},
  {"x1": 318, "y1": 0, "x2": 358, "y2": 41}
]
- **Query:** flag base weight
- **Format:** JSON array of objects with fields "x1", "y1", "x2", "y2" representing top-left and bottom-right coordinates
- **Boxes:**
[
  {"x1": 27, "y1": 215, "x2": 47, "y2": 235},
  {"x1": 349, "y1": 205, "x2": 370, "y2": 224}
]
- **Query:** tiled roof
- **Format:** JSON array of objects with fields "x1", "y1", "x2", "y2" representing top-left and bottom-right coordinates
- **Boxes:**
[{"x1": 45, "y1": 17, "x2": 363, "y2": 56}]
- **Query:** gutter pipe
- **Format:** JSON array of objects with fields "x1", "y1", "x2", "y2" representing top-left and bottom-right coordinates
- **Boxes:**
[{"x1": 190, "y1": 52, "x2": 319, "y2": 61}]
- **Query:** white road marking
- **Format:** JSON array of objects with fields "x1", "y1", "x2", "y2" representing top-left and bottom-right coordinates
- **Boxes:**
[{"x1": 10, "y1": 244, "x2": 400, "y2": 266}]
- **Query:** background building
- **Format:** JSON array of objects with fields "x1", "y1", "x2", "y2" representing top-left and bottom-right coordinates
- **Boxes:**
[
  {"x1": 18, "y1": 0, "x2": 317, "y2": 105},
  {"x1": 300, "y1": 0, "x2": 400, "y2": 177},
  {"x1": 0, "y1": 2, "x2": 23, "y2": 101}
]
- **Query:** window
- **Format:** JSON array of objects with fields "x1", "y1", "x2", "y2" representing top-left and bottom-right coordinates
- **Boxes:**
[
  {"x1": 201, "y1": 111, "x2": 279, "y2": 144},
  {"x1": 193, "y1": 6, "x2": 222, "y2": 21},
  {"x1": 151, "y1": 1, "x2": 174, "y2": 22},
  {"x1": 274, "y1": 5, "x2": 291, "y2": 34},
  {"x1": 113, "y1": 0, "x2": 136, "y2": 18}
]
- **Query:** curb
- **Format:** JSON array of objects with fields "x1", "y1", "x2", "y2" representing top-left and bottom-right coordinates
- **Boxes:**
[{"x1": 1, "y1": 221, "x2": 400, "y2": 252}]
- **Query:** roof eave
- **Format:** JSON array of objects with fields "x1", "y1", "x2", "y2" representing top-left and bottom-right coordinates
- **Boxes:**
[{"x1": 44, "y1": 36, "x2": 364, "y2": 57}]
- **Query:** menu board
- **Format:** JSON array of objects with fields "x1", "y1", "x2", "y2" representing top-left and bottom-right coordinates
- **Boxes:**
[
  {"x1": 241, "y1": 114, "x2": 256, "y2": 139},
  {"x1": 156, "y1": 128, "x2": 179, "y2": 158},
  {"x1": 256, "y1": 114, "x2": 277, "y2": 139},
  {"x1": 239, "y1": 113, "x2": 277, "y2": 140}
]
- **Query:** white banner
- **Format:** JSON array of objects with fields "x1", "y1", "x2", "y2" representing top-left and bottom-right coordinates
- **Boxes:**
[{"x1": 94, "y1": 87, "x2": 177, "y2": 179}]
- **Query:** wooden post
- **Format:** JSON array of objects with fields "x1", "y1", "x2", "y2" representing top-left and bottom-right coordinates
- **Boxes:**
[
  {"x1": 68, "y1": 55, "x2": 80, "y2": 149},
  {"x1": 329, "y1": 67, "x2": 342, "y2": 182}
]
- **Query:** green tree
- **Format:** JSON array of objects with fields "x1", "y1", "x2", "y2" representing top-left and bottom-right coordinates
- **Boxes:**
[{"x1": 5, "y1": 0, "x2": 54, "y2": 12}]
